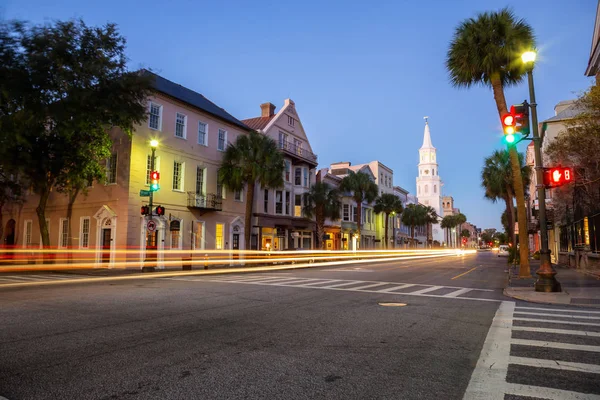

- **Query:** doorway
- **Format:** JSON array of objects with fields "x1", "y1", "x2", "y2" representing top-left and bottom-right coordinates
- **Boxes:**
[
  {"x1": 4, "y1": 219, "x2": 16, "y2": 246},
  {"x1": 232, "y1": 233, "x2": 239, "y2": 259},
  {"x1": 101, "y1": 228, "x2": 111, "y2": 263}
]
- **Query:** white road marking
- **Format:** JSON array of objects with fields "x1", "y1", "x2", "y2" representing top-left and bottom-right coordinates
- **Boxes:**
[
  {"x1": 509, "y1": 356, "x2": 600, "y2": 374},
  {"x1": 408, "y1": 285, "x2": 444, "y2": 295},
  {"x1": 516, "y1": 306, "x2": 600, "y2": 315},
  {"x1": 463, "y1": 301, "x2": 515, "y2": 400},
  {"x1": 351, "y1": 282, "x2": 390, "y2": 290},
  {"x1": 504, "y1": 383, "x2": 600, "y2": 400},
  {"x1": 378, "y1": 284, "x2": 417, "y2": 293},
  {"x1": 444, "y1": 288, "x2": 473, "y2": 298},
  {"x1": 512, "y1": 326, "x2": 600, "y2": 337},
  {"x1": 513, "y1": 317, "x2": 600, "y2": 327},
  {"x1": 270, "y1": 279, "x2": 319, "y2": 285},
  {"x1": 320, "y1": 280, "x2": 363, "y2": 288},
  {"x1": 510, "y1": 338, "x2": 600, "y2": 353},
  {"x1": 296, "y1": 280, "x2": 341, "y2": 287},
  {"x1": 514, "y1": 311, "x2": 600, "y2": 320}
]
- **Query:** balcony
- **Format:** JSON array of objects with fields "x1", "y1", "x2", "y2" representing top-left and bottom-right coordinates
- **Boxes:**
[
  {"x1": 278, "y1": 139, "x2": 318, "y2": 166},
  {"x1": 187, "y1": 192, "x2": 222, "y2": 211}
]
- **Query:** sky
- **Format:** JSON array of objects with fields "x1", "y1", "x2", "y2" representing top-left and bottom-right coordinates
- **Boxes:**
[{"x1": 2, "y1": 0, "x2": 596, "y2": 231}]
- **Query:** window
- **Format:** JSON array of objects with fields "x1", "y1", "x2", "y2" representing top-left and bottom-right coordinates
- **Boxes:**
[
  {"x1": 173, "y1": 161, "x2": 184, "y2": 191},
  {"x1": 59, "y1": 218, "x2": 69, "y2": 248},
  {"x1": 80, "y1": 217, "x2": 90, "y2": 249},
  {"x1": 432, "y1": 169, "x2": 435, "y2": 176},
  {"x1": 288, "y1": 115, "x2": 295, "y2": 126},
  {"x1": 264, "y1": 189, "x2": 269, "y2": 213},
  {"x1": 215, "y1": 223, "x2": 224, "y2": 250},
  {"x1": 294, "y1": 139, "x2": 302, "y2": 156},
  {"x1": 106, "y1": 153, "x2": 117, "y2": 184},
  {"x1": 434, "y1": 185, "x2": 437, "y2": 193},
  {"x1": 216, "y1": 170, "x2": 225, "y2": 199},
  {"x1": 175, "y1": 113, "x2": 187, "y2": 138},
  {"x1": 275, "y1": 191, "x2": 283, "y2": 214},
  {"x1": 353, "y1": 206, "x2": 358, "y2": 222},
  {"x1": 197, "y1": 121, "x2": 208, "y2": 145},
  {"x1": 295, "y1": 167, "x2": 302, "y2": 185},
  {"x1": 418, "y1": 185, "x2": 421, "y2": 194},
  {"x1": 279, "y1": 131, "x2": 287, "y2": 148},
  {"x1": 303, "y1": 168, "x2": 308, "y2": 187},
  {"x1": 218, "y1": 129, "x2": 227, "y2": 151},
  {"x1": 193, "y1": 221, "x2": 205, "y2": 250},
  {"x1": 285, "y1": 191, "x2": 290, "y2": 215},
  {"x1": 380, "y1": 173, "x2": 383, "y2": 184},
  {"x1": 149, "y1": 102, "x2": 162, "y2": 130},
  {"x1": 362, "y1": 207, "x2": 366, "y2": 224},
  {"x1": 171, "y1": 220, "x2": 182, "y2": 249},
  {"x1": 234, "y1": 189, "x2": 243, "y2": 202},
  {"x1": 146, "y1": 155, "x2": 152, "y2": 185},
  {"x1": 23, "y1": 220, "x2": 32, "y2": 247},
  {"x1": 196, "y1": 167, "x2": 205, "y2": 196},
  {"x1": 294, "y1": 194, "x2": 302, "y2": 217},
  {"x1": 425, "y1": 185, "x2": 428, "y2": 194},
  {"x1": 285, "y1": 160, "x2": 291, "y2": 182},
  {"x1": 343, "y1": 204, "x2": 349, "y2": 221}
]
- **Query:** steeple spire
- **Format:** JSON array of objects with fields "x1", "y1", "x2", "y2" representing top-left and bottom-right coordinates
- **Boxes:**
[{"x1": 421, "y1": 116, "x2": 434, "y2": 149}]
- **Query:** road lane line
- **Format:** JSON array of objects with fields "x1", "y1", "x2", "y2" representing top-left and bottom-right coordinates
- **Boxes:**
[
  {"x1": 509, "y1": 356, "x2": 600, "y2": 374},
  {"x1": 408, "y1": 285, "x2": 444, "y2": 295},
  {"x1": 505, "y1": 383, "x2": 600, "y2": 400},
  {"x1": 451, "y1": 266, "x2": 477, "y2": 280},
  {"x1": 444, "y1": 288, "x2": 473, "y2": 298},
  {"x1": 320, "y1": 281, "x2": 364, "y2": 288},
  {"x1": 514, "y1": 311, "x2": 600, "y2": 320},
  {"x1": 463, "y1": 301, "x2": 515, "y2": 400},
  {"x1": 378, "y1": 284, "x2": 416, "y2": 293},
  {"x1": 512, "y1": 326, "x2": 600, "y2": 337},
  {"x1": 351, "y1": 282, "x2": 390, "y2": 290},
  {"x1": 515, "y1": 306, "x2": 600, "y2": 315},
  {"x1": 513, "y1": 317, "x2": 600, "y2": 327},
  {"x1": 510, "y1": 338, "x2": 600, "y2": 353}
]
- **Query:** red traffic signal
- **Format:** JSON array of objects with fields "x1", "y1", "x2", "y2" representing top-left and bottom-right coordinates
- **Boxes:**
[
  {"x1": 501, "y1": 113, "x2": 516, "y2": 135},
  {"x1": 150, "y1": 171, "x2": 160, "y2": 181},
  {"x1": 155, "y1": 205, "x2": 165, "y2": 216},
  {"x1": 141, "y1": 205, "x2": 150, "y2": 216},
  {"x1": 543, "y1": 166, "x2": 574, "y2": 188}
]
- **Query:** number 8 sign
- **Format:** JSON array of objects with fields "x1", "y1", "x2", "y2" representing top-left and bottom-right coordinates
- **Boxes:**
[{"x1": 543, "y1": 166, "x2": 574, "y2": 188}]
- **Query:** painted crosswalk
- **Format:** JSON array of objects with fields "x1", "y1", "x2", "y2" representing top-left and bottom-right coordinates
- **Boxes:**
[
  {"x1": 0, "y1": 274, "x2": 91, "y2": 285},
  {"x1": 464, "y1": 301, "x2": 600, "y2": 399},
  {"x1": 165, "y1": 274, "x2": 497, "y2": 301}
]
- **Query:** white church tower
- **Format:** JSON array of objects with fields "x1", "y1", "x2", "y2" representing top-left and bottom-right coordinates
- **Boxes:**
[{"x1": 416, "y1": 117, "x2": 444, "y2": 245}]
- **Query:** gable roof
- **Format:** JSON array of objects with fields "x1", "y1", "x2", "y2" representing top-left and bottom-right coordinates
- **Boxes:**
[
  {"x1": 141, "y1": 70, "x2": 249, "y2": 130},
  {"x1": 242, "y1": 116, "x2": 276, "y2": 131},
  {"x1": 543, "y1": 103, "x2": 585, "y2": 123}
]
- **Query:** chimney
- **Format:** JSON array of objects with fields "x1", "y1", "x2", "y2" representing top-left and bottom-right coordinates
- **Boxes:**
[{"x1": 260, "y1": 102, "x2": 276, "y2": 118}]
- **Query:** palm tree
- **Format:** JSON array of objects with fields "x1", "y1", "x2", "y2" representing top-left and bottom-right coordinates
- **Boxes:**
[
  {"x1": 454, "y1": 213, "x2": 467, "y2": 248},
  {"x1": 447, "y1": 7, "x2": 534, "y2": 275},
  {"x1": 219, "y1": 130, "x2": 284, "y2": 250},
  {"x1": 481, "y1": 149, "x2": 531, "y2": 250},
  {"x1": 401, "y1": 204, "x2": 435, "y2": 248},
  {"x1": 303, "y1": 182, "x2": 342, "y2": 250},
  {"x1": 373, "y1": 193, "x2": 404, "y2": 249},
  {"x1": 441, "y1": 215, "x2": 456, "y2": 247},
  {"x1": 340, "y1": 171, "x2": 379, "y2": 249},
  {"x1": 424, "y1": 205, "x2": 439, "y2": 248}
]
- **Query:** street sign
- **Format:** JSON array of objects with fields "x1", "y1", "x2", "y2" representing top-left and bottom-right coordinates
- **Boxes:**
[
  {"x1": 140, "y1": 190, "x2": 150, "y2": 197},
  {"x1": 147, "y1": 220, "x2": 157, "y2": 232}
]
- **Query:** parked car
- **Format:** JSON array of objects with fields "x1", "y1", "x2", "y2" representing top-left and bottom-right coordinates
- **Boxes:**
[{"x1": 498, "y1": 245, "x2": 509, "y2": 257}]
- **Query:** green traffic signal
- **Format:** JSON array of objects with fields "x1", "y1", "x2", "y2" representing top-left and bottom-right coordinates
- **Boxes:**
[
  {"x1": 505, "y1": 134, "x2": 515, "y2": 144},
  {"x1": 150, "y1": 183, "x2": 160, "y2": 191}
]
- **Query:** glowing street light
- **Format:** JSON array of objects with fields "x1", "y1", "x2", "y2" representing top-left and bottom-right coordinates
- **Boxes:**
[
  {"x1": 150, "y1": 139, "x2": 159, "y2": 148},
  {"x1": 521, "y1": 50, "x2": 537, "y2": 64}
]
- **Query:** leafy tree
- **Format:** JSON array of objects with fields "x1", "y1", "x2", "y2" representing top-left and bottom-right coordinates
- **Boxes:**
[
  {"x1": 546, "y1": 84, "x2": 600, "y2": 223},
  {"x1": 493, "y1": 231, "x2": 508, "y2": 245},
  {"x1": 461, "y1": 229, "x2": 471, "y2": 238},
  {"x1": 0, "y1": 169, "x2": 25, "y2": 243},
  {"x1": 303, "y1": 182, "x2": 342, "y2": 250},
  {"x1": 0, "y1": 20, "x2": 151, "y2": 247},
  {"x1": 340, "y1": 171, "x2": 378, "y2": 248},
  {"x1": 219, "y1": 130, "x2": 284, "y2": 250},
  {"x1": 373, "y1": 193, "x2": 404, "y2": 249},
  {"x1": 480, "y1": 228, "x2": 496, "y2": 245},
  {"x1": 401, "y1": 204, "x2": 437, "y2": 248},
  {"x1": 447, "y1": 7, "x2": 534, "y2": 275}
]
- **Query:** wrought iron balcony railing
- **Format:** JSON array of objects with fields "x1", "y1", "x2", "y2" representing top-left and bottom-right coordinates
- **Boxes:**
[
  {"x1": 187, "y1": 192, "x2": 222, "y2": 211},
  {"x1": 278, "y1": 139, "x2": 317, "y2": 164}
]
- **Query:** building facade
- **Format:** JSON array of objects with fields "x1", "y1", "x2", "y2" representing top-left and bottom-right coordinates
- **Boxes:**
[
  {"x1": 316, "y1": 168, "x2": 343, "y2": 250},
  {"x1": 242, "y1": 100, "x2": 317, "y2": 251}
]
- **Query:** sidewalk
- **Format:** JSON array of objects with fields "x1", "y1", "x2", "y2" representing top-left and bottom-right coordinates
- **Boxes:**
[{"x1": 504, "y1": 260, "x2": 600, "y2": 307}]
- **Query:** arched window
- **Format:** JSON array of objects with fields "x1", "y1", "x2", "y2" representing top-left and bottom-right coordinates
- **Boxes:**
[
  {"x1": 434, "y1": 185, "x2": 437, "y2": 193},
  {"x1": 432, "y1": 169, "x2": 435, "y2": 176},
  {"x1": 418, "y1": 185, "x2": 421, "y2": 194},
  {"x1": 425, "y1": 185, "x2": 429, "y2": 194}
]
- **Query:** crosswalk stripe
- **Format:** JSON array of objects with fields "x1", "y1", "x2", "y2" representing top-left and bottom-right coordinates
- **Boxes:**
[
  {"x1": 320, "y1": 281, "x2": 363, "y2": 288},
  {"x1": 514, "y1": 311, "x2": 600, "y2": 320},
  {"x1": 221, "y1": 276, "x2": 287, "y2": 282},
  {"x1": 516, "y1": 306, "x2": 600, "y2": 315},
  {"x1": 509, "y1": 356, "x2": 600, "y2": 374},
  {"x1": 378, "y1": 284, "x2": 416, "y2": 293},
  {"x1": 296, "y1": 280, "x2": 339, "y2": 286},
  {"x1": 444, "y1": 288, "x2": 473, "y2": 298},
  {"x1": 351, "y1": 282, "x2": 390, "y2": 290},
  {"x1": 272, "y1": 279, "x2": 318, "y2": 285},
  {"x1": 409, "y1": 285, "x2": 444, "y2": 295},
  {"x1": 514, "y1": 317, "x2": 600, "y2": 327},
  {"x1": 504, "y1": 382, "x2": 600, "y2": 400},
  {"x1": 512, "y1": 326, "x2": 600, "y2": 337},
  {"x1": 0, "y1": 277, "x2": 28, "y2": 282},
  {"x1": 246, "y1": 277, "x2": 309, "y2": 284},
  {"x1": 511, "y1": 338, "x2": 600, "y2": 353}
]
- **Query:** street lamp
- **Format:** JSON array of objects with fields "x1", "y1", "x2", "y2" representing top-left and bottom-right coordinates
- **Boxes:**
[{"x1": 522, "y1": 50, "x2": 561, "y2": 292}]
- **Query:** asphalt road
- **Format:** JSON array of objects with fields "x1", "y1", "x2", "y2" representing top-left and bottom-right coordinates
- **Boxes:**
[{"x1": 1, "y1": 252, "x2": 599, "y2": 400}]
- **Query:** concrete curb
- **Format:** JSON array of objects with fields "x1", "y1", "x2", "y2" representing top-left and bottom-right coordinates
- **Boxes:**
[{"x1": 504, "y1": 287, "x2": 600, "y2": 309}]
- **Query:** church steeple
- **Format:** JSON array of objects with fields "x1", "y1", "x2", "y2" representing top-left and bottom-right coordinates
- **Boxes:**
[{"x1": 421, "y1": 117, "x2": 435, "y2": 149}]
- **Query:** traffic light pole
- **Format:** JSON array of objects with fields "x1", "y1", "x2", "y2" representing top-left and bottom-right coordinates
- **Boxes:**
[
  {"x1": 142, "y1": 146, "x2": 157, "y2": 273},
  {"x1": 527, "y1": 68, "x2": 561, "y2": 292}
]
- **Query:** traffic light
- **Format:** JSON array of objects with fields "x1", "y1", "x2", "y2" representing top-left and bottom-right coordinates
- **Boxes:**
[
  {"x1": 501, "y1": 113, "x2": 517, "y2": 144},
  {"x1": 150, "y1": 171, "x2": 160, "y2": 192},
  {"x1": 501, "y1": 102, "x2": 530, "y2": 145},
  {"x1": 155, "y1": 205, "x2": 165, "y2": 216},
  {"x1": 141, "y1": 205, "x2": 150, "y2": 216},
  {"x1": 543, "y1": 166, "x2": 574, "y2": 188}
]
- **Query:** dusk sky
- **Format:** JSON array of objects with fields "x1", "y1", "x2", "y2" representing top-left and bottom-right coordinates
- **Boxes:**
[{"x1": 2, "y1": 0, "x2": 595, "y2": 231}]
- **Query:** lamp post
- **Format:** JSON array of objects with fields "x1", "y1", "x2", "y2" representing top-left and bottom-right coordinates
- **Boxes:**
[
  {"x1": 143, "y1": 139, "x2": 159, "y2": 273},
  {"x1": 521, "y1": 51, "x2": 561, "y2": 292}
]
